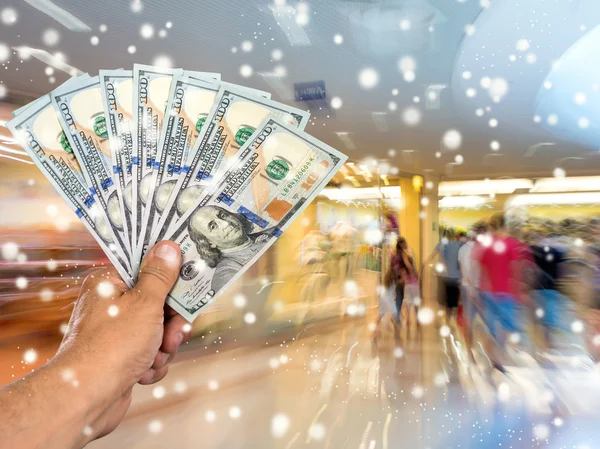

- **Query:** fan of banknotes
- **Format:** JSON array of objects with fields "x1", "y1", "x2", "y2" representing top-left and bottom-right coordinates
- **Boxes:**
[{"x1": 7, "y1": 65, "x2": 347, "y2": 322}]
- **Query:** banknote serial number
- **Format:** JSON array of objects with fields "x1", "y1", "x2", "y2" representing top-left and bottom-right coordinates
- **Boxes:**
[{"x1": 281, "y1": 156, "x2": 316, "y2": 197}]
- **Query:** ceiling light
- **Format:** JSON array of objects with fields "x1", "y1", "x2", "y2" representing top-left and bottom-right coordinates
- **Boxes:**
[
  {"x1": 439, "y1": 179, "x2": 533, "y2": 196},
  {"x1": 507, "y1": 192, "x2": 600, "y2": 207},
  {"x1": 439, "y1": 196, "x2": 492, "y2": 209},
  {"x1": 530, "y1": 176, "x2": 600, "y2": 193},
  {"x1": 320, "y1": 186, "x2": 402, "y2": 201}
]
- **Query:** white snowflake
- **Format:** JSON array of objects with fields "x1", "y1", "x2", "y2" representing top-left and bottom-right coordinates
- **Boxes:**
[
  {"x1": 152, "y1": 385, "x2": 165, "y2": 399},
  {"x1": 15, "y1": 276, "x2": 28, "y2": 289},
  {"x1": 574, "y1": 92, "x2": 587, "y2": 105},
  {"x1": 1, "y1": 7, "x2": 18, "y2": 25},
  {"x1": 233, "y1": 294, "x2": 247, "y2": 309},
  {"x1": 240, "y1": 64, "x2": 253, "y2": 78},
  {"x1": 271, "y1": 413, "x2": 290, "y2": 438},
  {"x1": 204, "y1": 410, "x2": 216, "y2": 422},
  {"x1": 442, "y1": 129, "x2": 462, "y2": 150},
  {"x1": 402, "y1": 107, "x2": 421, "y2": 126},
  {"x1": 40, "y1": 288, "x2": 54, "y2": 302},
  {"x1": 42, "y1": 29, "x2": 60, "y2": 47},
  {"x1": 533, "y1": 424, "x2": 550, "y2": 440},
  {"x1": 147, "y1": 420, "x2": 162, "y2": 434},
  {"x1": 417, "y1": 307, "x2": 435, "y2": 324},
  {"x1": 553, "y1": 167, "x2": 565, "y2": 178},
  {"x1": 108, "y1": 305, "x2": 119, "y2": 317},
  {"x1": 358, "y1": 68, "x2": 379, "y2": 89},
  {"x1": 229, "y1": 406, "x2": 242, "y2": 419},
  {"x1": 24, "y1": 349, "x2": 37, "y2": 364},
  {"x1": 140, "y1": 24, "x2": 154, "y2": 39},
  {"x1": 97, "y1": 281, "x2": 115, "y2": 298},
  {"x1": 331, "y1": 97, "x2": 342, "y2": 109},
  {"x1": 153, "y1": 55, "x2": 173, "y2": 68},
  {"x1": 516, "y1": 38, "x2": 530, "y2": 51},
  {"x1": 2, "y1": 242, "x2": 19, "y2": 261},
  {"x1": 309, "y1": 423, "x2": 326, "y2": 441},
  {"x1": 241, "y1": 40, "x2": 253, "y2": 52}
]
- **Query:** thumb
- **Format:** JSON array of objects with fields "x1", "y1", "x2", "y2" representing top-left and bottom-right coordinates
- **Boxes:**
[{"x1": 133, "y1": 241, "x2": 181, "y2": 307}]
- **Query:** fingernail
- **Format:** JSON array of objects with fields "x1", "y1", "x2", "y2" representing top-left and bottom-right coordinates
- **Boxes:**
[
  {"x1": 175, "y1": 332, "x2": 184, "y2": 347},
  {"x1": 154, "y1": 243, "x2": 180, "y2": 265},
  {"x1": 160, "y1": 351, "x2": 169, "y2": 366}
]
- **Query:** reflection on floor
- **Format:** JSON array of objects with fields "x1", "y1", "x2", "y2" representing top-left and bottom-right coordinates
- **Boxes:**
[{"x1": 86, "y1": 311, "x2": 600, "y2": 449}]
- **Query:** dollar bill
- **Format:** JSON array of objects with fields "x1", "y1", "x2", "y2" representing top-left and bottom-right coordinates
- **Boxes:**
[
  {"x1": 99, "y1": 69, "x2": 135, "y2": 267},
  {"x1": 149, "y1": 85, "x2": 308, "y2": 246},
  {"x1": 136, "y1": 74, "x2": 221, "y2": 261},
  {"x1": 50, "y1": 75, "x2": 134, "y2": 268},
  {"x1": 8, "y1": 94, "x2": 134, "y2": 286},
  {"x1": 131, "y1": 64, "x2": 183, "y2": 262},
  {"x1": 163, "y1": 117, "x2": 347, "y2": 321}
]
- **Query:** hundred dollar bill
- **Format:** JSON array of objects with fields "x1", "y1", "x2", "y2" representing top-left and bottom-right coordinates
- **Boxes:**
[
  {"x1": 134, "y1": 71, "x2": 222, "y2": 262},
  {"x1": 141, "y1": 79, "x2": 269, "y2": 256},
  {"x1": 131, "y1": 64, "x2": 183, "y2": 261},
  {"x1": 99, "y1": 69, "x2": 135, "y2": 266},
  {"x1": 163, "y1": 117, "x2": 347, "y2": 321},
  {"x1": 136, "y1": 74, "x2": 221, "y2": 261},
  {"x1": 149, "y1": 85, "x2": 307, "y2": 246},
  {"x1": 8, "y1": 94, "x2": 134, "y2": 286},
  {"x1": 50, "y1": 75, "x2": 133, "y2": 267}
]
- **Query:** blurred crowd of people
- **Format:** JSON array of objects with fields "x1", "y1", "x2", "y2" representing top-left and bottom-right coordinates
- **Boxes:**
[{"x1": 378, "y1": 212, "x2": 600, "y2": 372}]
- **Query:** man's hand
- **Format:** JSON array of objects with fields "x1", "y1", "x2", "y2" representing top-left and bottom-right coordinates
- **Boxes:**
[{"x1": 0, "y1": 241, "x2": 191, "y2": 449}]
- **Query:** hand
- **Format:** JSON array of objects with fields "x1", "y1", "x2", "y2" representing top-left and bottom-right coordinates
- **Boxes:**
[{"x1": 56, "y1": 241, "x2": 190, "y2": 444}]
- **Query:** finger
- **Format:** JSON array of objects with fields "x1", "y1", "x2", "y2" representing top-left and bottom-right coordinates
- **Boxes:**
[
  {"x1": 151, "y1": 349, "x2": 175, "y2": 370},
  {"x1": 161, "y1": 314, "x2": 191, "y2": 355},
  {"x1": 132, "y1": 241, "x2": 181, "y2": 307},
  {"x1": 138, "y1": 365, "x2": 169, "y2": 385}
]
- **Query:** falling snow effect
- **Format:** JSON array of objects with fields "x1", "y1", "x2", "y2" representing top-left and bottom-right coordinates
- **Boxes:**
[
  {"x1": 147, "y1": 420, "x2": 162, "y2": 434},
  {"x1": 24, "y1": 349, "x2": 37, "y2": 364},
  {"x1": 233, "y1": 294, "x2": 247, "y2": 308},
  {"x1": 402, "y1": 107, "x2": 421, "y2": 126},
  {"x1": 15, "y1": 276, "x2": 28, "y2": 289},
  {"x1": 42, "y1": 29, "x2": 60, "y2": 47},
  {"x1": 1, "y1": 7, "x2": 18, "y2": 25},
  {"x1": 140, "y1": 24, "x2": 154, "y2": 39},
  {"x1": 240, "y1": 64, "x2": 253, "y2": 78},
  {"x1": 97, "y1": 281, "x2": 115, "y2": 298},
  {"x1": 153, "y1": 55, "x2": 173, "y2": 68},
  {"x1": 358, "y1": 68, "x2": 379, "y2": 89},
  {"x1": 0, "y1": 44, "x2": 10, "y2": 63},
  {"x1": 330, "y1": 97, "x2": 342, "y2": 109},
  {"x1": 271, "y1": 414, "x2": 290, "y2": 438},
  {"x1": 108, "y1": 305, "x2": 119, "y2": 317},
  {"x1": 2, "y1": 242, "x2": 19, "y2": 261},
  {"x1": 442, "y1": 129, "x2": 462, "y2": 150}
]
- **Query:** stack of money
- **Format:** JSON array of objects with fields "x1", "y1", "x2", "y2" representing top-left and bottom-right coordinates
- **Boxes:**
[{"x1": 7, "y1": 65, "x2": 347, "y2": 321}]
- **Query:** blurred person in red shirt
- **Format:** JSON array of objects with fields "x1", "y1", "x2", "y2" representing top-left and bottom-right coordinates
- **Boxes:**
[
  {"x1": 458, "y1": 220, "x2": 488, "y2": 362},
  {"x1": 479, "y1": 213, "x2": 531, "y2": 368}
]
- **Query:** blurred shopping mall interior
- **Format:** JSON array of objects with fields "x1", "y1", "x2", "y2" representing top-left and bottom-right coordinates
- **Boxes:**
[{"x1": 3, "y1": 0, "x2": 600, "y2": 448}]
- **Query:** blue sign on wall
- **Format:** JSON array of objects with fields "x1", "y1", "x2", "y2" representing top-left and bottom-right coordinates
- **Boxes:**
[{"x1": 294, "y1": 81, "x2": 326, "y2": 101}]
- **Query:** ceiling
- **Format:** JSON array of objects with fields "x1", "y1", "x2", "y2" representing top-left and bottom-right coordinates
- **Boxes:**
[{"x1": 1, "y1": 0, "x2": 600, "y2": 180}]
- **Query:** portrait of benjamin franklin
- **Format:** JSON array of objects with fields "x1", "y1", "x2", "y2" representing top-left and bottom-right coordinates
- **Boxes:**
[{"x1": 186, "y1": 205, "x2": 272, "y2": 292}]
